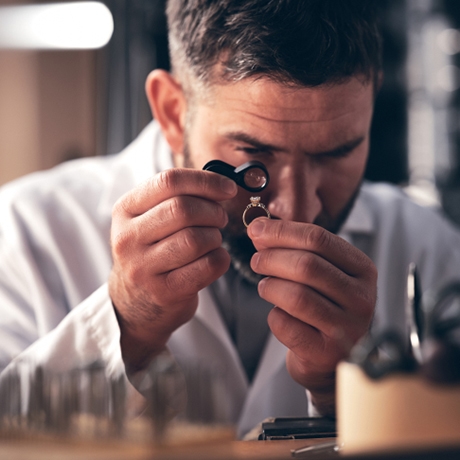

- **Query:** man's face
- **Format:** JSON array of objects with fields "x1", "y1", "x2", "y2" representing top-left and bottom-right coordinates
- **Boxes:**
[{"x1": 179, "y1": 76, "x2": 374, "y2": 282}]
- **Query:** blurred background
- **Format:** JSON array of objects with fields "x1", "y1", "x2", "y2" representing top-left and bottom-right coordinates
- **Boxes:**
[{"x1": 0, "y1": 0, "x2": 460, "y2": 226}]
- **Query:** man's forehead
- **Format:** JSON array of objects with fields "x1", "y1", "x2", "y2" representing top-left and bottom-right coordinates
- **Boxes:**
[{"x1": 199, "y1": 75, "x2": 374, "y2": 123}]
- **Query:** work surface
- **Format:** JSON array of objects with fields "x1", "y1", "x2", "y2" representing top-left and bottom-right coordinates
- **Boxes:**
[
  {"x1": 1, "y1": 438, "x2": 460, "y2": 460},
  {"x1": 2, "y1": 438, "x2": 310, "y2": 460}
]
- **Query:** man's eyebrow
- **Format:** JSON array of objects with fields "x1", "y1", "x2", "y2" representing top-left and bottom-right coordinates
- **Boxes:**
[
  {"x1": 224, "y1": 132, "x2": 284, "y2": 152},
  {"x1": 315, "y1": 136, "x2": 365, "y2": 157},
  {"x1": 224, "y1": 131, "x2": 365, "y2": 156}
]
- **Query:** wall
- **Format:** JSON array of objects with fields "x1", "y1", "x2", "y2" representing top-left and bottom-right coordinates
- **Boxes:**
[{"x1": 0, "y1": 0, "x2": 98, "y2": 185}]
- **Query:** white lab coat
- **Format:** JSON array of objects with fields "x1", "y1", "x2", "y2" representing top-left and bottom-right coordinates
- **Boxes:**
[{"x1": 1, "y1": 121, "x2": 460, "y2": 437}]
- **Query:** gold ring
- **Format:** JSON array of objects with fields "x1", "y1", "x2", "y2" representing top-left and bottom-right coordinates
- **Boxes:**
[{"x1": 242, "y1": 196, "x2": 271, "y2": 227}]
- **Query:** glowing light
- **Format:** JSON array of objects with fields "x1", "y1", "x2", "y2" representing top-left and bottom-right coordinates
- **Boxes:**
[
  {"x1": 437, "y1": 28, "x2": 460, "y2": 55},
  {"x1": 0, "y1": 2, "x2": 113, "y2": 49},
  {"x1": 436, "y1": 65, "x2": 460, "y2": 92}
]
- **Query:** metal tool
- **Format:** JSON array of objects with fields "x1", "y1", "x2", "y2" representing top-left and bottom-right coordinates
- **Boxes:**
[{"x1": 406, "y1": 263, "x2": 423, "y2": 363}]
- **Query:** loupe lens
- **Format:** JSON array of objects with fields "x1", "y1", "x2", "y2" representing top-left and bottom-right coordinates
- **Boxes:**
[
  {"x1": 244, "y1": 167, "x2": 267, "y2": 190},
  {"x1": 203, "y1": 159, "x2": 269, "y2": 192}
]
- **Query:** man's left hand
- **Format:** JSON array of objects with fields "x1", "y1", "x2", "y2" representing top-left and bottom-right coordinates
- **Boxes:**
[{"x1": 247, "y1": 218, "x2": 377, "y2": 417}]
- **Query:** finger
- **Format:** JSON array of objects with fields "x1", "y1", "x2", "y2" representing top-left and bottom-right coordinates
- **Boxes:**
[
  {"x1": 267, "y1": 306, "x2": 323, "y2": 358},
  {"x1": 268, "y1": 307, "x2": 350, "y2": 370},
  {"x1": 258, "y1": 277, "x2": 347, "y2": 339},
  {"x1": 116, "y1": 168, "x2": 237, "y2": 217},
  {"x1": 148, "y1": 227, "x2": 223, "y2": 273},
  {"x1": 252, "y1": 248, "x2": 372, "y2": 313},
  {"x1": 247, "y1": 219, "x2": 375, "y2": 279},
  {"x1": 133, "y1": 195, "x2": 228, "y2": 244},
  {"x1": 161, "y1": 247, "x2": 231, "y2": 301}
]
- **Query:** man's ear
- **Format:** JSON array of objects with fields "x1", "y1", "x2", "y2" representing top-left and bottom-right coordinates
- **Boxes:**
[{"x1": 145, "y1": 69, "x2": 186, "y2": 155}]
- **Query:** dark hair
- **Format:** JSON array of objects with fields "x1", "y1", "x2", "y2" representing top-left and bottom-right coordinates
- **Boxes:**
[{"x1": 166, "y1": 0, "x2": 382, "y2": 90}]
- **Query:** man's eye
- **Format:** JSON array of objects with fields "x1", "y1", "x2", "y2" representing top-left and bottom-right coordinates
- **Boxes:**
[
  {"x1": 316, "y1": 149, "x2": 354, "y2": 161},
  {"x1": 236, "y1": 147, "x2": 266, "y2": 155}
]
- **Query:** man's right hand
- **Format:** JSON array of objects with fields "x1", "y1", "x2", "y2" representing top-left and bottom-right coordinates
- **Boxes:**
[{"x1": 109, "y1": 168, "x2": 237, "y2": 373}]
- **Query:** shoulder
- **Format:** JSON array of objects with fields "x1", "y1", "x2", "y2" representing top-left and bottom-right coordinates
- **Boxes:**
[
  {"x1": 359, "y1": 183, "x2": 460, "y2": 281},
  {"x1": 0, "y1": 155, "x2": 118, "y2": 216},
  {"x1": 360, "y1": 182, "x2": 459, "y2": 237}
]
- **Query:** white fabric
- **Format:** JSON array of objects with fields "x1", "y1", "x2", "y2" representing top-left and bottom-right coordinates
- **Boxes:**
[{"x1": 1, "y1": 121, "x2": 460, "y2": 437}]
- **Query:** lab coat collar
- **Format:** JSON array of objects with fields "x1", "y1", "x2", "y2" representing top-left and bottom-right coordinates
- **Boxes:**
[
  {"x1": 123, "y1": 121, "x2": 173, "y2": 185},
  {"x1": 339, "y1": 183, "x2": 375, "y2": 238},
  {"x1": 97, "y1": 121, "x2": 172, "y2": 217}
]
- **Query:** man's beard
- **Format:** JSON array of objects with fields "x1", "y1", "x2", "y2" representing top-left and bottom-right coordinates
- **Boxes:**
[{"x1": 182, "y1": 142, "x2": 362, "y2": 285}]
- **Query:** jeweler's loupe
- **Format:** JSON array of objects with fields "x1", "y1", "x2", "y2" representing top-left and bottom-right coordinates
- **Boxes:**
[{"x1": 202, "y1": 160, "x2": 269, "y2": 192}]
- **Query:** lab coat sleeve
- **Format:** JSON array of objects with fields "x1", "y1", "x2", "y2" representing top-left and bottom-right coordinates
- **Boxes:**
[
  {"x1": 0, "y1": 207, "x2": 125, "y2": 382},
  {"x1": 1, "y1": 284, "x2": 124, "y2": 376},
  {"x1": 305, "y1": 390, "x2": 323, "y2": 417},
  {"x1": 0, "y1": 168, "x2": 116, "y2": 373},
  {"x1": 0, "y1": 282, "x2": 150, "y2": 419}
]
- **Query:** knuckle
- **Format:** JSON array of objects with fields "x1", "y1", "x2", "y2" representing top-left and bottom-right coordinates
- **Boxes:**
[
  {"x1": 111, "y1": 229, "x2": 134, "y2": 258},
  {"x1": 367, "y1": 261, "x2": 378, "y2": 283},
  {"x1": 204, "y1": 247, "x2": 231, "y2": 275},
  {"x1": 289, "y1": 286, "x2": 311, "y2": 317},
  {"x1": 354, "y1": 265, "x2": 378, "y2": 309},
  {"x1": 305, "y1": 225, "x2": 330, "y2": 250},
  {"x1": 348, "y1": 283, "x2": 376, "y2": 322},
  {"x1": 295, "y1": 252, "x2": 318, "y2": 278},
  {"x1": 112, "y1": 197, "x2": 124, "y2": 217},
  {"x1": 166, "y1": 196, "x2": 195, "y2": 224},
  {"x1": 124, "y1": 263, "x2": 144, "y2": 286},
  {"x1": 267, "y1": 307, "x2": 287, "y2": 334},
  {"x1": 164, "y1": 248, "x2": 229, "y2": 296},
  {"x1": 209, "y1": 202, "x2": 228, "y2": 226},
  {"x1": 112, "y1": 249, "x2": 146, "y2": 287},
  {"x1": 164, "y1": 269, "x2": 189, "y2": 296},
  {"x1": 359, "y1": 286, "x2": 377, "y2": 313},
  {"x1": 167, "y1": 196, "x2": 183, "y2": 221},
  {"x1": 355, "y1": 252, "x2": 377, "y2": 281},
  {"x1": 257, "y1": 249, "x2": 272, "y2": 270},
  {"x1": 202, "y1": 227, "x2": 223, "y2": 248},
  {"x1": 113, "y1": 193, "x2": 135, "y2": 218},
  {"x1": 177, "y1": 227, "x2": 222, "y2": 257},
  {"x1": 180, "y1": 227, "x2": 199, "y2": 253},
  {"x1": 269, "y1": 307, "x2": 304, "y2": 348},
  {"x1": 272, "y1": 220, "x2": 286, "y2": 242},
  {"x1": 287, "y1": 323, "x2": 309, "y2": 351},
  {"x1": 155, "y1": 169, "x2": 210, "y2": 196},
  {"x1": 171, "y1": 270, "x2": 194, "y2": 296},
  {"x1": 195, "y1": 171, "x2": 211, "y2": 194},
  {"x1": 155, "y1": 169, "x2": 179, "y2": 195}
]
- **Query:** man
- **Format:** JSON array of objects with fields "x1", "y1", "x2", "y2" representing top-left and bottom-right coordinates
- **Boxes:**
[{"x1": 1, "y1": 0, "x2": 460, "y2": 438}]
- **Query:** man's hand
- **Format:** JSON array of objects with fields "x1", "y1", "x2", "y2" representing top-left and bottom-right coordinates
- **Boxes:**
[
  {"x1": 109, "y1": 168, "x2": 237, "y2": 374},
  {"x1": 247, "y1": 218, "x2": 377, "y2": 417}
]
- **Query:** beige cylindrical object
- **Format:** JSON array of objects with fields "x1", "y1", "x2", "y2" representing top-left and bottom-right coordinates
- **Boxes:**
[{"x1": 337, "y1": 361, "x2": 460, "y2": 455}]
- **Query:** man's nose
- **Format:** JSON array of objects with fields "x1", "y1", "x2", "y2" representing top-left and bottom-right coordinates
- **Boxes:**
[{"x1": 266, "y1": 163, "x2": 321, "y2": 223}]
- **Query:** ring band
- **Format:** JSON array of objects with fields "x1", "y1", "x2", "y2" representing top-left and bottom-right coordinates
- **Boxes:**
[{"x1": 242, "y1": 196, "x2": 271, "y2": 227}]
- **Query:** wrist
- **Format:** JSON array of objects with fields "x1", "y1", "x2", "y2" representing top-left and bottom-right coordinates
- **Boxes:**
[
  {"x1": 308, "y1": 387, "x2": 336, "y2": 418},
  {"x1": 113, "y1": 303, "x2": 170, "y2": 374},
  {"x1": 305, "y1": 372, "x2": 337, "y2": 418}
]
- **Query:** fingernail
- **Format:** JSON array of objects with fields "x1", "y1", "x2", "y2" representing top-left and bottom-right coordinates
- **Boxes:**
[
  {"x1": 221, "y1": 177, "x2": 237, "y2": 195},
  {"x1": 251, "y1": 252, "x2": 260, "y2": 268},
  {"x1": 258, "y1": 276, "x2": 267, "y2": 291},
  {"x1": 249, "y1": 219, "x2": 265, "y2": 237},
  {"x1": 222, "y1": 210, "x2": 229, "y2": 227}
]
